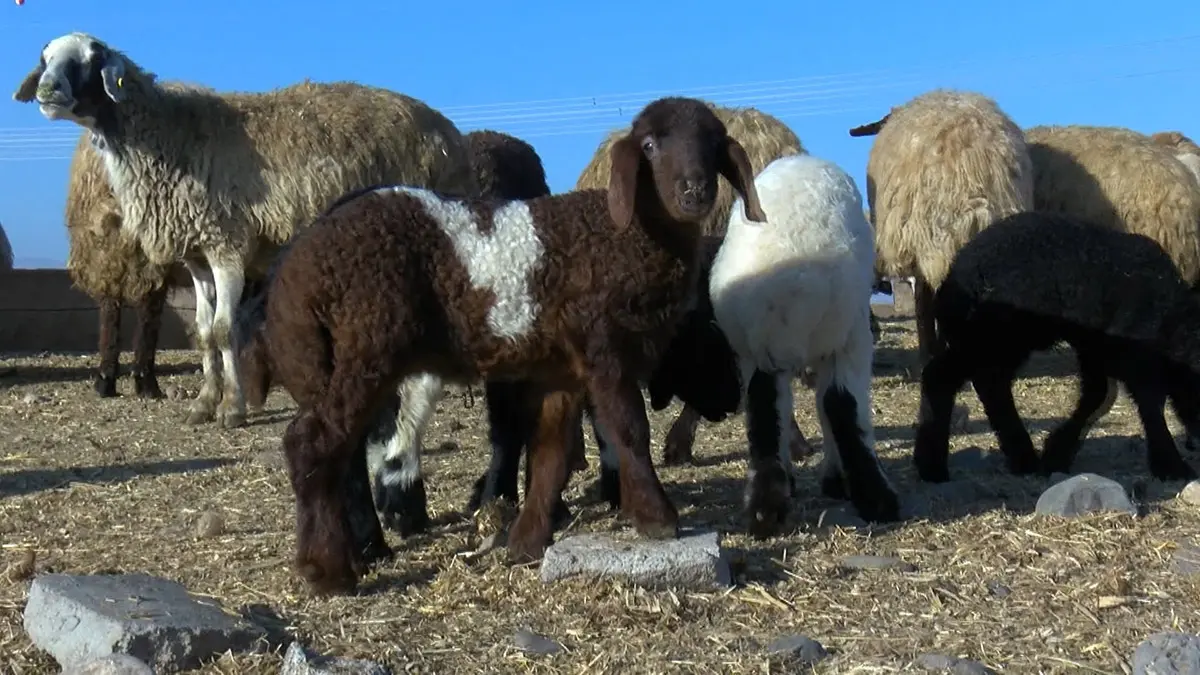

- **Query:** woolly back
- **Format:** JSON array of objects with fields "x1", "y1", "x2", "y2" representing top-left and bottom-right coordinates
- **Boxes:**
[
  {"x1": 574, "y1": 102, "x2": 803, "y2": 237},
  {"x1": 1026, "y1": 124, "x2": 1200, "y2": 285},
  {"x1": 1151, "y1": 130, "x2": 1200, "y2": 186},
  {"x1": 865, "y1": 89, "x2": 1033, "y2": 290},
  {"x1": 464, "y1": 130, "x2": 551, "y2": 201}
]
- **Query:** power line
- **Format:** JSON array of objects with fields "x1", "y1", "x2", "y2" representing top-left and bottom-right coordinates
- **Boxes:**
[{"x1": 0, "y1": 34, "x2": 1194, "y2": 158}]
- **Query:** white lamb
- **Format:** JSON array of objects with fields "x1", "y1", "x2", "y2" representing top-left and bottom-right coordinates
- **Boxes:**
[{"x1": 708, "y1": 153, "x2": 900, "y2": 536}]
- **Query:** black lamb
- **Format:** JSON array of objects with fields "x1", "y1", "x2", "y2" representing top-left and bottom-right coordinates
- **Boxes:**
[{"x1": 913, "y1": 210, "x2": 1200, "y2": 483}]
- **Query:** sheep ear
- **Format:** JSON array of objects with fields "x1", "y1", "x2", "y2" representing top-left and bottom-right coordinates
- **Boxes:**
[
  {"x1": 100, "y1": 58, "x2": 128, "y2": 103},
  {"x1": 606, "y1": 136, "x2": 641, "y2": 231},
  {"x1": 719, "y1": 137, "x2": 766, "y2": 223},
  {"x1": 13, "y1": 63, "x2": 45, "y2": 102},
  {"x1": 849, "y1": 114, "x2": 890, "y2": 137}
]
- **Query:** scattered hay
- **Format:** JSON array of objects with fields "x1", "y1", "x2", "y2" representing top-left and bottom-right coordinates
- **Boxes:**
[{"x1": 0, "y1": 320, "x2": 1197, "y2": 673}]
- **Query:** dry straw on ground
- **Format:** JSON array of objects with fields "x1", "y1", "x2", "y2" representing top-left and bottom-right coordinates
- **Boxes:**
[{"x1": 0, "y1": 317, "x2": 1197, "y2": 673}]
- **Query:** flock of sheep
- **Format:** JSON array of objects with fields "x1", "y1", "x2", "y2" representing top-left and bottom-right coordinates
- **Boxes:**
[{"x1": 7, "y1": 31, "x2": 1200, "y2": 597}]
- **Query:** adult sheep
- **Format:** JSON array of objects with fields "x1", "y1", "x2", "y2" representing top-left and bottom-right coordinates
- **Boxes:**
[
  {"x1": 576, "y1": 102, "x2": 811, "y2": 467},
  {"x1": 848, "y1": 88, "x2": 1035, "y2": 366},
  {"x1": 14, "y1": 32, "x2": 477, "y2": 429}
]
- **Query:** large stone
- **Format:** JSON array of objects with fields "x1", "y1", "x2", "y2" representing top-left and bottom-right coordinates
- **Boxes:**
[
  {"x1": 281, "y1": 642, "x2": 392, "y2": 675},
  {"x1": 539, "y1": 530, "x2": 731, "y2": 589},
  {"x1": 1035, "y1": 473, "x2": 1137, "y2": 518},
  {"x1": 23, "y1": 573, "x2": 267, "y2": 673},
  {"x1": 1132, "y1": 632, "x2": 1200, "y2": 674}
]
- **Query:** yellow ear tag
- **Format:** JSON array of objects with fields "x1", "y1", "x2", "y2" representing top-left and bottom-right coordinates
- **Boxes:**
[{"x1": 116, "y1": 76, "x2": 123, "y2": 88}]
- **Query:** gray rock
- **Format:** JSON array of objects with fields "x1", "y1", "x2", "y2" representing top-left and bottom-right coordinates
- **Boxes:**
[
  {"x1": 1173, "y1": 543, "x2": 1200, "y2": 577},
  {"x1": 765, "y1": 634, "x2": 828, "y2": 665},
  {"x1": 816, "y1": 507, "x2": 867, "y2": 529},
  {"x1": 839, "y1": 555, "x2": 915, "y2": 572},
  {"x1": 915, "y1": 653, "x2": 996, "y2": 674},
  {"x1": 512, "y1": 628, "x2": 562, "y2": 656},
  {"x1": 1035, "y1": 473, "x2": 1137, "y2": 518},
  {"x1": 1179, "y1": 480, "x2": 1200, "y2": 506},
  {"x1": 62, "y1": 654, "x2": 155, "y2": 675},
  {"x1": 985, "y1": 580, "x2": 1011, "y2": 598},
  {"x1": 281, "y1": 642, "x2": 392, "y2": 675},
  {"x1": 539, "y1": 530, "x2": 731, "y2": 589},
  {"x1": 23, "y1": 573, "x2": 267, "y2": 673},
  {"x1": 1132, "y1": 632, "x2": 1200, "y2": 674}
]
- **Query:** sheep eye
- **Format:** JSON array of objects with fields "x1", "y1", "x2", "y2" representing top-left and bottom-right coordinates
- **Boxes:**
[{"x1": 641, "y1": 137, "x2": 655, "y2": 154}]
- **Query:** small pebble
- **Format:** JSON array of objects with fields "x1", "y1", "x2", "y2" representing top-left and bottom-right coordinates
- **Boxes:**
[
  {"x1": 986, "y1": 580, "x2": 1011, "y2": 598},
  {"x1": 194, "y1": 511, "x2": 226, "y2": 538},
  {"x1": 513, "y1": 628, "x2": 562, "y2": 655},
  {"x1": 765, "y1": 634, "x2": 828, "y2": 666},
  {"x1": 1179, "y1": 480, "x2": 1200, "y2": 506}
]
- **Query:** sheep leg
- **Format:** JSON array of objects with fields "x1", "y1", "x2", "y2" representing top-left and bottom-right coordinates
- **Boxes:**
[
  {"x1": 971, "y1": 360, "x2": 1040, "y2": 477},
  {"x1": 1166, "y1": 371, "x2": 1200, "y2": 454},
  {"x1": 1126, "y1": 378, "x2": 1198, "y2": 481},
  {"x1": 912, "y1": 347, "x2": 972, "y2": 483},
  {"x1": 1040, "y1": 351, "x2": 1110, "y2": 475},
  {"x1": 662, "y1": 405, "x2": 700, "y2": 466},
  {"x1": 587, "y1": 364, "x2": 678, "y2": 540},
  {"x1": 1082, "y1": 378, "x2": 1120, "y2": 436},
  {"x1": 345, "y1": 431, "x2": 394, "y2": 567},
  {"x1": 507, "y1": 390, "x2": 578, "y2": 562},
  {"x1": 209, "y1": 264, "x2": 247, "y2": 429},
  {"x1": 531, "y1": 398, "x2": 581, "y2": 529},
  {"x1": 913, "y1": 275, "x2": 942, "y2": 369},
  {"x1": 743, "y1": 367, "x2": 798, "y2": 538},
  {"x1": 369, "y1": 373, "x2": 443, "y2": 537},
  {"x1": 131, "y1": 283, "x2": 169, "y2": 399},
  {"x1": 283, "y1": 408, "x2": 362, "y2": 595},
  {"x1": 94, "y1": 296, "x2": 122, "y2": 398},
  {"x1": 183, "y1": 261, "x2": 222, "y2": 425},
  {"x1": 594, "y1": 403, "x2": 621, "y2": 510},
  {"x1": 468, "y1": 380, "x2": 535, "y2": 512},
  {"x1": 812, "y1": 332, "x2": 900, "y2": 524}
]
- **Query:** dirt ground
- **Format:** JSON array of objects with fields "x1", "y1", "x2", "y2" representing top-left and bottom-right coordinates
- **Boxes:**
[{"x1": 0, "y1": 316, "x2": 1198, "y2": 674}]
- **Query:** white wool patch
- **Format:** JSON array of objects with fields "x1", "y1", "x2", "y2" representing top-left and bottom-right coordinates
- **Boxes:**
[{"x1": 378, "y1": 186, "x2": 544, "y2": 339}]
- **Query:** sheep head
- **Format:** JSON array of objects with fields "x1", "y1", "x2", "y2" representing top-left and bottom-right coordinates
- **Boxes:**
[
  {"x1": 13, "y1": 32, "x2": 132, "y2": 130},
  {"x1": 607, "y1": 96, "x2": 766, "y2": 231}
]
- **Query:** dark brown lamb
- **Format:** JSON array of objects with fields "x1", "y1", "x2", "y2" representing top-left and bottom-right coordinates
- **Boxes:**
[{"x1": 238, "y1": 97, "x2": 766, "y2": 595}]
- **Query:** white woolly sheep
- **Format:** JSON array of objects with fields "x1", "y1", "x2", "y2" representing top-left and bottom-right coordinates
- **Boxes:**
[
  {"x1": 13, "y1": 32, "x2": 477, "y2": 429},
  {"x1": 848, "y1": 89, "x2": 1035, "y2": 366},
  {"x1": 707, "y1": 153, "x2": 900, "y2": 533}
]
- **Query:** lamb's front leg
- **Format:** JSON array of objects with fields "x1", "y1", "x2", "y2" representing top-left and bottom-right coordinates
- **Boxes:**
[
  {"x1": 182, "y1": 261, "x2": 222, "y2": 425},
  {"x1": 210, "y1": 264, "x2": 247, "y2": 428},
  {"x1": 743, "y1": 365, "x2": 797, "y2": 538},
  {"x1": 587, "y1": 356, "x2": 678, "y2": 540}
]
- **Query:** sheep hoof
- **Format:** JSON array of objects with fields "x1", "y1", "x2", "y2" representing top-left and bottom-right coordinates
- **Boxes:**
[
  {"x1": 1002, "y1": 451, "x2": 1040, "y2": 477},
  {"x1": 359, "y1": 539, "x2": 395, "y2": 567},
  {"x1": 133, "y1": 375, "x2": 165, "y2": 399},
  {"x1": 661, "y1": 436, "x2": 694, "y2": 466},
  {"x1": 296, "y1": 555, "x2": 360, "y2": 596},
  {"x1": 506, "y1": 513, "x2": 551, "y2": 564},
  {"x1": 628, "y1": 503, "x2": 680, "y2": 541},
  {"x1": 374, "y1": 476, "x2": 431, "y2": 538},
  {"x1": 217, "y1": 408, "x2": 247, "y2": 429},
  {"x1": 848, "y1": 483, "x2": 902, "y2": 524},
  {"x1": 94, "y1": 375, "x2": 118, "y2": 398},
  {"x1": 745, "y1": 471, "x2": 792, "y2": 538}
]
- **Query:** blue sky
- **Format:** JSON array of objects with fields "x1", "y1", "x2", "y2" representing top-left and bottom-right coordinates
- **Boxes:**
[{"x1": 0, "y1": 1, "x2": 1198, "y2": 267}]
